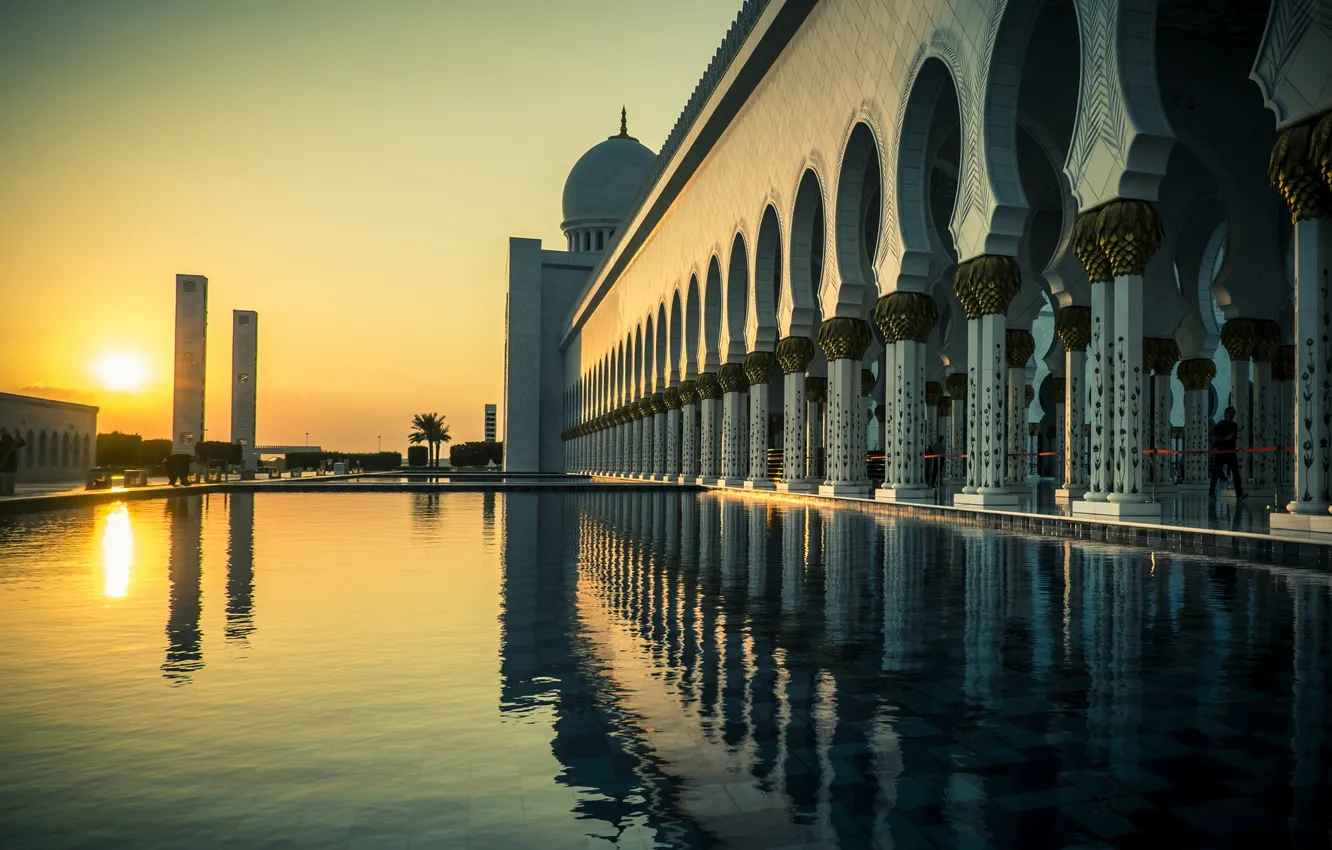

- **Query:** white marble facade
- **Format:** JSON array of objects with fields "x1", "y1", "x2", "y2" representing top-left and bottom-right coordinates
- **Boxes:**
[{"x1": 505, "y1": 0, "x2": 1332, "y2": 533}]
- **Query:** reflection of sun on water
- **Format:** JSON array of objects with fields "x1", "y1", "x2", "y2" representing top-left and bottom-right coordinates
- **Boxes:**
[{"x1": 103, "y1": 504, "x2": 132, "y2": 597}]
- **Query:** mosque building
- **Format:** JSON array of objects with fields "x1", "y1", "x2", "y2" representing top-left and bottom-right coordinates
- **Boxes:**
[{"x1": 503, "y1": 0, "x2": 1332, "y2": 537}]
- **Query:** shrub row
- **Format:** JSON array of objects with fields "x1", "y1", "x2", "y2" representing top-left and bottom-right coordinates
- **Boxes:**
[
  {"x1": 449, "y1": 441, "x2": 503, "y2": 468},
  {"x1": 283, "y1": 451, "x2": 402, "y2": 472}
]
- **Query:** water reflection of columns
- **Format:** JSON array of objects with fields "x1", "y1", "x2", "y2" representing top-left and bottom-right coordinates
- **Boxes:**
[
  {"x1": 881, "y1": 519, "x2": 922, "y2": 673},
  {"x1": 1290, "y1": 579, "x2": 1328, "y2": 841},
  {"x1": 962, "y1": 530, "x2": 1003, "y2": 708},
  {"x1": 163, "y1": 497, "x2": 204, "y2": 682},
  {"x1": 747, "y1": 503, "x2": 769, "y2": 598},
  {"x1": 822, "y1": 509, "x2": 858, "y2": 647},
  {"x1": 780, "y1": 507, "x2": 811, "y2": 614},
  {"x1": 225, "y1": 493, "x2": 255, "y2": 643},
  {"x1": 1083, "y1": 550, "x2": 1145, "y2": 767},
  {"x1": 720, "y1": 499, "x2": 747, "y2": 594}
]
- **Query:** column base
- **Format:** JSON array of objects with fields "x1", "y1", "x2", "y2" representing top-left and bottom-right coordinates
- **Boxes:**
[
  {"x1": 775, "y1": 480, "x2": 815, "y2": 493},
  {"x1": 1286, "y1": 500, "x2": 1332, "y2": 514},
  {"x1": 743, "y1": 478, "x2": 775, "y2": 490},
  {"x1": 716, "y1": 477, "x2": 747, "y2": 488},
  {"x1": 953, "y1": 491, "x2": 1020, "y2": 509},
  {"x1": 1270, "y1": 512, "x2": 1332, "y2": 536},
  {"x1": 818, "y1": 482, "x2": 871, "y2": 498},
  {"x1": 1071, "y1": 500, "x2": 1163, "y2": 519},
  {"x1": 876, "y1": 486, "x2": 934, "y2": 504},
  {"x1": 1054, "y1": 485, "x2": 1087, "y2": 503},
  {"x1": 695, "y1": 476, "x2": 720, "y2": 486},
  {"x1": 674, "y1": 475, "x2": 691, "y2": 485}
]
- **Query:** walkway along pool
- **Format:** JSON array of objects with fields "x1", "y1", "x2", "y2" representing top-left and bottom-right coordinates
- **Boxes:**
[{"x1": 0, "y1": 490, "x2": 1329, "y2": 848}]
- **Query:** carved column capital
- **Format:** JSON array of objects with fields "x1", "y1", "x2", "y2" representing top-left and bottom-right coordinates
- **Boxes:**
[
  {"x1": 1177, "y1": 358, "x2": 1217, "y2": 391},
  {"x1": 1143, "y1": 337, "x2": 1180, "y2": 375},
  {"x1": 1073, "y1": 211, "x2": 1113, "y2": 284},
  {"x1": 1005, "y1": 329, "x2": 1035, "y2": 368},
  {"x1": 954, "y1": 255, "x2": 1021, "y2": 319},
  {"x1": 1252, "y1": 320, "x2": 1282, "y2": 362},
  {"x1": 743, "y1": 351, "x2": 777, "y2": 385},
  {"x1": 805, "y1": 376, "x2": 827, "y2": 404},
  {"x1": 946, "y1": 373, "x2": 968, "y2": 398},
  {"x1": 1051, "y1": 376, "x2": 1066, "y2": 404},
  {"x1": 816, "y1": 317, "x2": 873, "y2": 361},
  {"x1": 1271, "y1": 117, "x2": 1332, "y2": 222},
  {"x1": 1055, "y1": 305, "x2": 1092, "y2": 351},
  {"x1": 717, "y1": 363, "x2": 749, "y2": 394},
  {"x1": 663, "y1": 387, "x2": 681, "y2": 410},
  {"x1": 696, "y1": 372, "x2": 721, "y2": 400},
  {"x1": 1096, "y1": 200, "x2": 1163, "y2": 277},
  {"x1": 678, "y1": 380, "x2": 699, "y2": 405},
  {"x1": 873, "y1": 291, "x2": 938, "y2": 344},
  {"x1": 925, "y1": 381, "x2": 942, "y2": 406},
  {"x1": 775, "y1": 336, "x2": 815, "y2": 374},
  {"x1": 861, "y1": 369, "x2": 876, "y2": 397},
  {"x1": 1221, "y1": 319, "x2": 1257, "y2": 362}
]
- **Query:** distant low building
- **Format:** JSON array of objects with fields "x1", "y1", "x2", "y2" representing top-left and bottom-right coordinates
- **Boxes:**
[
  {"x1": 0, "y1": 392, "x2": 99, "y2": 482},
  {"x1": 484, "y1": 404, "x2": 497, "y2": 442}
]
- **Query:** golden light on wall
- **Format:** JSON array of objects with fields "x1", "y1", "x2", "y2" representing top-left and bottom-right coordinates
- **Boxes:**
[{"x1": 102, "y1": 504, "x2": 133, "y2": 598}]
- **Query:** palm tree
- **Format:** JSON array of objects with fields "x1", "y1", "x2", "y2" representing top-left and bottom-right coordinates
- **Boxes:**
[{"x1": 409, "y1": 412, "x2": 453, "y2": 466}]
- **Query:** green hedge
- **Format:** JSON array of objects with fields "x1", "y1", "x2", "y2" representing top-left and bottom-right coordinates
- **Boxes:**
[
  {"x1": 407, "y1": 445, "x2": 429, "y2": 467},
  {"x1": 282, "y1": 451, "x2": 402, "y2": 472},
  {"x1": 96, "y1": 432, "x2": 174, "y2": 470},
  {"x1": 449, "y1": 441, "x2": 502, "y2": 468}
]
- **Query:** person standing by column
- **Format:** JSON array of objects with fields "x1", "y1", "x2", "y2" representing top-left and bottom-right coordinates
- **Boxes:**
[
  {"x1": 0, "y1": 429, "x2": 24, "y2": 496},
  {"x1": 1209, "y1": 406, "x2": 1247, "y2": 501}
]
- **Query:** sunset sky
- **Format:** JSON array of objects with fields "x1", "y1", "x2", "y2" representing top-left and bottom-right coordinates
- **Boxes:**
[{"x1": 0, "y1": 0, "x2": 738, "y2": 450}]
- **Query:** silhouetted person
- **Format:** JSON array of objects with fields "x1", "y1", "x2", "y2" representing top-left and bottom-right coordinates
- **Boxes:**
[
  {"x1": 925, "y1": 435, "x2": 945, "y2": 486},
  {"x1": 165, "y1": 452, "x2": 192, "y2": 486},
  {"x1": 1209, "y1": 406, "x2": 1246, "y2": 500},
  {"x1": 0, "y1": 429, "x2": 25, "y2": 496}
]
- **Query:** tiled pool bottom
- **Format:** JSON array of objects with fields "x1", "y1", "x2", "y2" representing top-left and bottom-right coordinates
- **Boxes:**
[{"x1": 0, "y1": 492, "x2": 1329, "y2": 849}]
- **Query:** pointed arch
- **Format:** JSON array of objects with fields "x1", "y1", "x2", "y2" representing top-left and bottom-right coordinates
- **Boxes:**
[
  {"x1": 654, "y1": 302, "x2": 668, "y2": 392},
  {"x1": 894, "y1": 57, "x2": 961, "y2": 294},
  {"x1": 750, "y1": 205, "x2": 782, "y2": 352},
  {"x1": 644, "y1": 315, "x2": 656, "y2": 396},
  {"x1": 831, "y1": 122, "x2": 883, "y2": 314},
  {"x1": 786, "y1": 169, "x2": 826, "y2": 339},
  {"x1": 668, "y1": 288, "x2": 683, "y2": 387},
  {"x1": 722, "y1": 233, "x2": 749, "y2": 363},
  {"x1": 701, "y1": 258, "x2": 723, "y2": 373}
]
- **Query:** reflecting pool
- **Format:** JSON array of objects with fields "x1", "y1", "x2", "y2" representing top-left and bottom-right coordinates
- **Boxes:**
[{"x1": 0, "y1": 491, "x2": 1329, "y2": 849}]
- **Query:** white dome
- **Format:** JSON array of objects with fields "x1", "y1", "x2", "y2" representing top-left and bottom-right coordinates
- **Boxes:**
[{"x1": 561, "y1": 120, "x2": 655, "y2": 231}]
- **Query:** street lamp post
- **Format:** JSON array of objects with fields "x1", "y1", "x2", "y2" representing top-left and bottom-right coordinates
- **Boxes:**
[
  {"x1": 305, "y1": 432, "x2": 309, "y2": 447},
  {"x1": 377, "y1": 435, "x2": 381, "y2": 452}
]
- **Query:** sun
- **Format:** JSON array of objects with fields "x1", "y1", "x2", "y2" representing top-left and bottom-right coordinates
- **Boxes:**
[{"x1": 95, "y1": 352, "x2": 148, "y2": 392}]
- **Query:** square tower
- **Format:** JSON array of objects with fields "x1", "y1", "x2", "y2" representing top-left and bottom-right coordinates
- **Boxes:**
[
  {"x1": 172, "y1": 275, "x2": 208, "y2": 455},
  {"x1": 485, "y1": 404, "x2": 497, "y2": 442},
  {"x1": 231, "y1": 310, "x2": 258, "y2": 468}
]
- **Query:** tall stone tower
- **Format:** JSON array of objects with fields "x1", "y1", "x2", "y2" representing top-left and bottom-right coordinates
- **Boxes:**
[
  {"x1": 231, "y1": 310, "x2": 258, "y2": 471},
  {"x1": 172, "y1": 275, "x2": 208, "y2": 455}
]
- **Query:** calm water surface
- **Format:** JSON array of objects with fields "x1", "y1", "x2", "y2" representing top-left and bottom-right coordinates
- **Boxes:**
[{"x1": 0, "y1": 491, "x2": 1329, "y2": 849}]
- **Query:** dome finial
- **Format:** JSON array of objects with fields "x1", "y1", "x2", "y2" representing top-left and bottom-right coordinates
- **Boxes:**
[{"x1": 611, "y1": 106, "x2": 637, "y2": 141}]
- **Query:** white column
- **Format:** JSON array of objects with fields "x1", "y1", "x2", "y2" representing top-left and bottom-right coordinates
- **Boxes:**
[
  {"x1": 1054, "y1": 395, "x2": 1066, "y2": 487},
  {"x1": 665, "y1": 405, "x2": 680, "y2": 480},
  {"x1": 1061, "y1": 350, "x2": 1087, "y2": 499},
  {"x1": 1252, "y1": 359, "x2": 1274, "y2": 491},
  {"x1": 1085, "y1": 282, "x2": 1115, "y2": 501},
  {"x1": 1006, "y1": 365, "x2": 1026, "y2": 489},
  {"x1": 653, "y1": 407, "x2": 666, "y2": 479},
  {"x1": 947, "y1": 379, "x2": 967, "y2": 483},
  {"x1": 1289, "y1": 218, "x2": 1332, "y2": 514},
  {"x1": 880, "y1": 343, "x2": 899, "y2": 488},
  {"x1": 820, "y1": 357, "x2": 868, "y2": 496},
  {"x1": 963, "y1": 318, "x2": 983, "y2": 495},
  {"x1": 1179, "y1": 371, "x2": 1212, "y2": 491},
  {"x1": 1152, "y1": 372, "x2": 1176, "y2": 493},
  {"x1": 806, "y1": 380, "x2": 825, "y2": 482},
  {"x1": 719, "y1": 370, "x2": 746, "y2": 486},
  {"x1": 681, "y1": 398, "x2": 698, "y2": 479},
  {"x1": 1229, "y1": 357, "x2": 1251, "y2": 494},
  {"x1": 699, "y1": 392, "x2": 721, "y2": 482},
  {"x1": 879, "y1": 340, "x2": 930, "y2": 501},
  {"x1": 1279, "y1": 347, "x2": 1295, "y2": 492},
  {"x1": 640, "y1": 406, "x2": 655, "y2": 479},
  {"x1": 978, "y1": 313, "x2": 1008, "y2": 495},
  {"x1": 1108, "y1": 274, "x2": 1149, "y2": 505},
  {"x1": 779, "y1": 371, "x2": 810, "y2": 491},
  {"x1": 746, "y1": 381, "x2": 774, "y2": 489},
  {"x1": 632, "y1": 414, "x2": 645, "y2": 476}
]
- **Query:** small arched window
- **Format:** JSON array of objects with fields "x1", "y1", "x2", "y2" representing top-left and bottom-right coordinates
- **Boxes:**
[
  {"x1": 25, "y1": 430, "x2": 33, "y2": 466},
  {"x1": 596, "y1": 231, "x2": 604, "y2": 250},
  {"x1": 61, "y1": 432, "x2": 70, "y2": 467},
  {"x1": 583, "y1": 231, "x2": 591, "y2": 251},
  {"x1": 39, "y1": 431, "x2": 48, "y2": 466}
]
